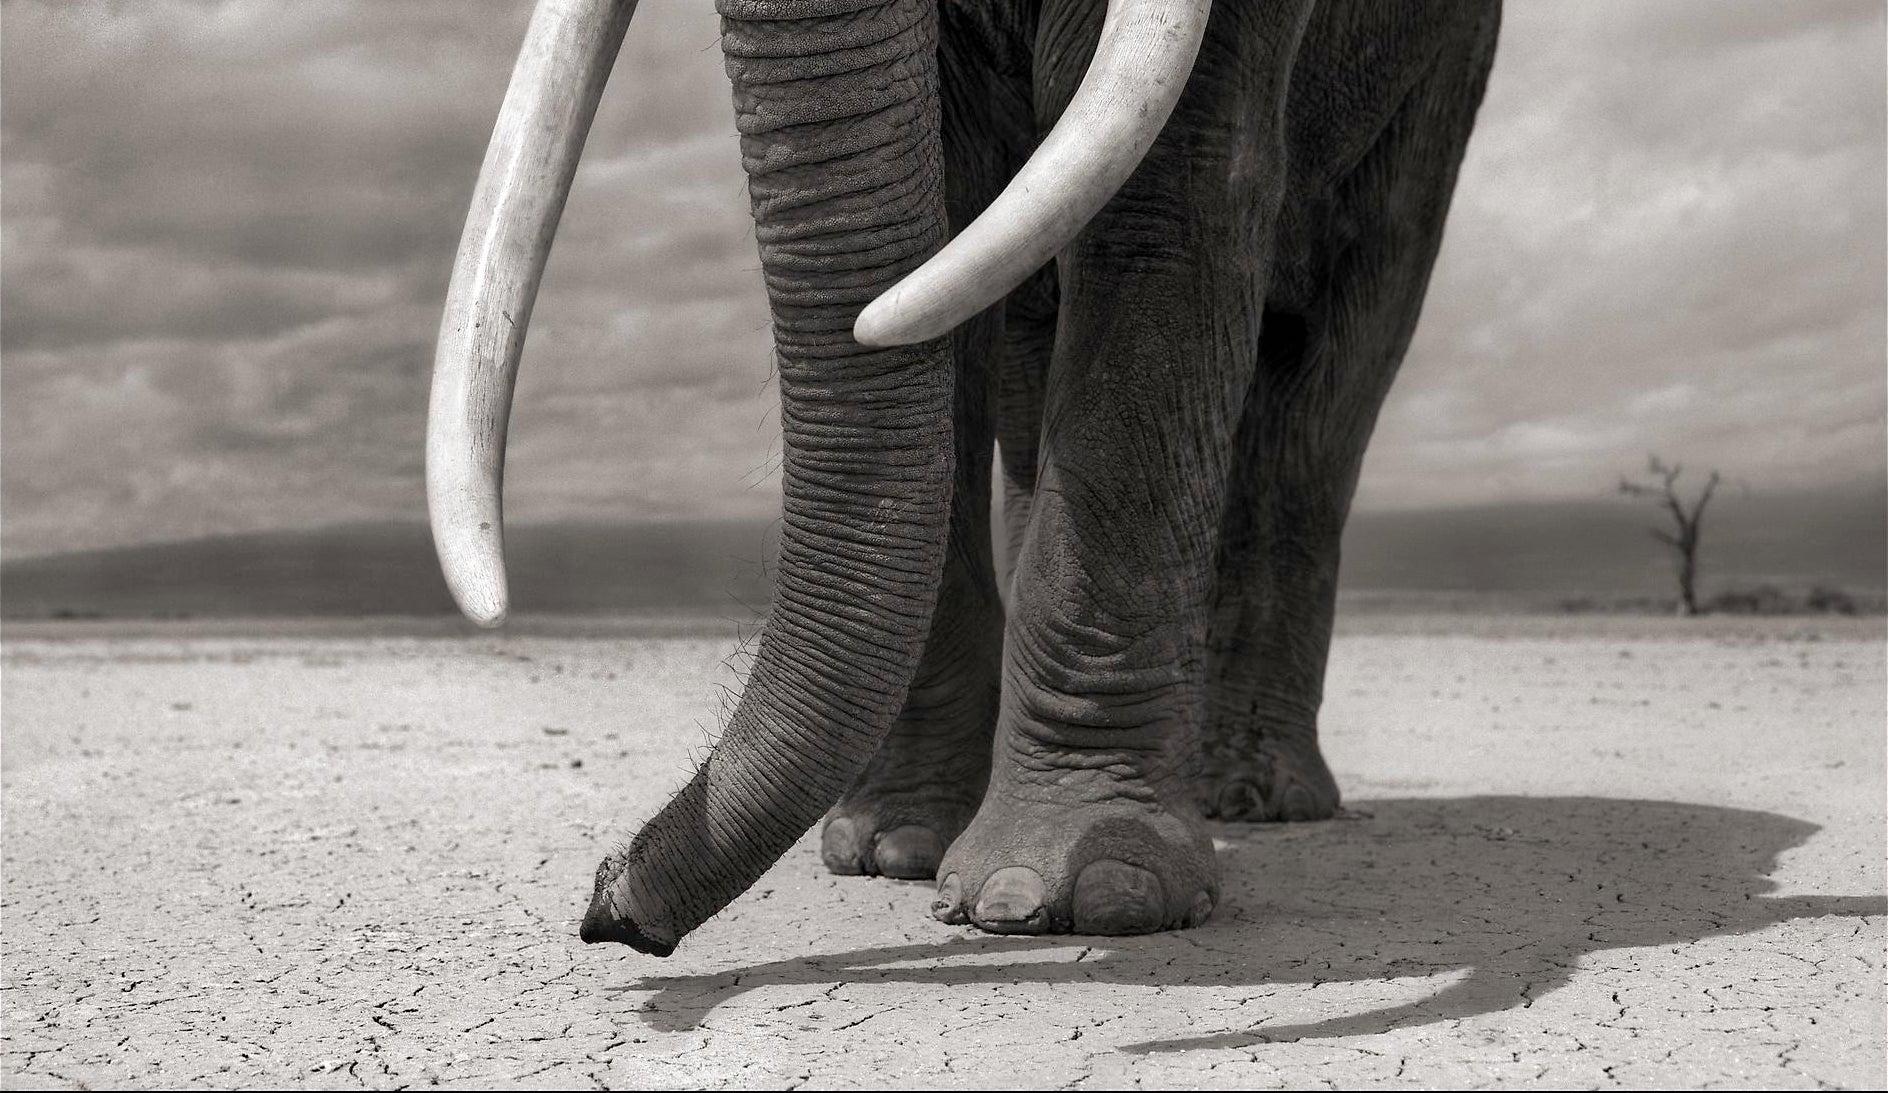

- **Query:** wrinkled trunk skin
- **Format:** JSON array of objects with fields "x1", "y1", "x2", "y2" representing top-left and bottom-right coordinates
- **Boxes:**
[{"x1": 581, "y1": 0, "x2": 955, "y2": 955}]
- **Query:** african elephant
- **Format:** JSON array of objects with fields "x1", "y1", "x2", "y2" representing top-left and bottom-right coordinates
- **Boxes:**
[{"x1": 426, "y1": 0, "x2": 1499, "y2": 955}]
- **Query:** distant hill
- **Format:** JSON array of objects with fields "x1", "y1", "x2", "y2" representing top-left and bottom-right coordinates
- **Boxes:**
[
  {"x1": 2, "y1": 489, "x2": 1881, "y2": 620},
  {"x1": 0, "y1": 520, "x2": 779, "y2": 621},
  {"x1": 1338, "y1": 490, "x2": 1885, "y2": 596}
]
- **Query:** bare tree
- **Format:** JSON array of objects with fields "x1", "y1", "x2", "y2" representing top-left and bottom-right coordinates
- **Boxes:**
[{"x1": 1619, "y1": 455, "x2": 1721, "y2": 616}]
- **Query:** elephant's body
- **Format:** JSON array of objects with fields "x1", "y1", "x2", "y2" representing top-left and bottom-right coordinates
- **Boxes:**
[{"x1": 445, "y1": 0, "x2": 1499, "y2": 954}]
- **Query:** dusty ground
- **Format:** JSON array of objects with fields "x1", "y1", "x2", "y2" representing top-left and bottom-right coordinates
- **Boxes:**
[{"x1": 3, "y1": 614, "x2": 1883, "y2": 1089}]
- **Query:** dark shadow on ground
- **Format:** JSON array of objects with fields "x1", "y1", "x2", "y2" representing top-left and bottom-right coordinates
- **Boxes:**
[{"x1": 613, "y1": 796, "x2": 1885, "y2": 1051}]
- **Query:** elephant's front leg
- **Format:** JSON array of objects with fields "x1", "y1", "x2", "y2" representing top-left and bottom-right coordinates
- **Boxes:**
[
  {"x1": 817, "y1": 12, "x2": 1039, "y2": 881},
  {"x1": 821, "y1": 315, "x2": 1004, "y2": 879},
  {"x1": 921, "y1": 0, "x2": 1306, "y2": 937},
  {"x1": 930, "y1": 102, "x2": 1286, "y2": 938},
  {"x1": 930, "y1": 239, "x2": 1262, "y2": 931}
]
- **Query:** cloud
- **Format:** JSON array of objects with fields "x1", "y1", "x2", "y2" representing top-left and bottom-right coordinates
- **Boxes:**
[
  {"x1": 1, "y1": 0, "x2": 1882, "y2": 556},
  {"x1": 2, "y1": 0, "x2": 777, "y2": 555},
  {"x1": 1361, "y1": 0, "x2": 1885, "y2": 509}
]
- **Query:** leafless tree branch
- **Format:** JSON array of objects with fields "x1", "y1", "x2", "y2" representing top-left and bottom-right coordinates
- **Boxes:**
[{"x1": 1619, "y1": 455, "x2": 1723, "y2": 616}]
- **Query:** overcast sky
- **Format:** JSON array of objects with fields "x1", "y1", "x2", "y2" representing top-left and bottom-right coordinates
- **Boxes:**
[{"x1": 3, "y1": 1, "x2": 1883, "y2": 557}]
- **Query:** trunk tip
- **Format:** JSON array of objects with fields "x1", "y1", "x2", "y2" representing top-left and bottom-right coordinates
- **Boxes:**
[{"x1": 579, "y1": 898, "x2": 677, "y2": 957}]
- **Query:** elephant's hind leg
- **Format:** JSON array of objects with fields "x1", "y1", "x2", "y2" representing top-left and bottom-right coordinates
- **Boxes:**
[
  {"x1": 1196, "y1": 307, "x2": 1348, "y2": 824},
  {"x1": 1199, "y1": 10, "x2": 1498, "y2": 823}
]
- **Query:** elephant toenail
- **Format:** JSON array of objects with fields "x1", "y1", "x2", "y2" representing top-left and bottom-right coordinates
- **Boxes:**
[
  {"x1": 1185, "y1": 891, "x2": 1215, "y2": 928},
  {"x1": 1279, "y1": 784, "x2": 1318, "y2": 822},
  {"x1": 1071, "y1": 859, "x2": 1165, "y2": 935},
  {"x1": 820, "y1": 817, "x2": 865, "y2": 875},
  {"x1": 932, "y1": 873, "x2": 967, "y2": 924},
  {"x1": 1214, "y1": 779, "x2": 1264, "y2": 820},
  {"x1": 874, "y1": 825, "x2": 944, "y2": 880},
  {"x1": 973, "y1": 867, "x2": 1048, "y2": 932}
]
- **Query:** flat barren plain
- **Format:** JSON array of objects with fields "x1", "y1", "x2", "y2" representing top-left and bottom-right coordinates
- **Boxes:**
[{"x1": 4, "y1": 614, "x2": 1883, "y2": 1089}]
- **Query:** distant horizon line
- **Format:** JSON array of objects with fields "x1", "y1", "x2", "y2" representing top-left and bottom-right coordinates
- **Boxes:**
[{"x1": 6, "y1": 477, "x2": 1886, "y2": 566}]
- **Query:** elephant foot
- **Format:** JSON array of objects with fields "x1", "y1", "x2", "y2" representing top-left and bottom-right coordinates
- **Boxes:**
[
  {"x1": 820, "y1": 586, "x2": 1001, "y2": 881},
  {"x1": 930, "y1": 792, "x2": 1219, "y2": 936},
  {"x1": 1198, "y1": 738, "x2": 1340, "y2": 822},
  {"x1": 820, "y1": 711, "x2": 993, "y2": 881},
  {"x1": 821, "y1": 801, "x2": 973, "y2": 881}
]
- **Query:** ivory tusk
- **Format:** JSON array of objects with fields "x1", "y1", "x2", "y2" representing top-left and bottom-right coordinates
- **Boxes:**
[{"x1": 426, "y1": 0, "x2": 639, "y2": 626}]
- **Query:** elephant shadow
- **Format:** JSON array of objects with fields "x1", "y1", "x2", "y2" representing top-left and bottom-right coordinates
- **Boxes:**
[{"x1": 613, "y1": 796, "x2": 1885, "y2": 1052}]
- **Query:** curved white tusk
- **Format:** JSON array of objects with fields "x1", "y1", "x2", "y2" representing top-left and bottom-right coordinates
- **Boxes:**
[
  {"x1": 853, "y1": 0, "x2": 1211, "y2": 348},
  {"x1": 427, "y1": 0, "x2": 639, "y2": 626}
]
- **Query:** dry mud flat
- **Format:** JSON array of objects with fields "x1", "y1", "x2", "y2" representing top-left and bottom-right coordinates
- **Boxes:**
[{"x1": 3, "y1": 615, "x2": 1883, "y2": 1089}]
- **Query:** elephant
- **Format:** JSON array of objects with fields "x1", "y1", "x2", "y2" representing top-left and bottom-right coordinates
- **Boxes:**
[{"x1": 425, "y1": 0, "x2": 1500, "y2": 956}]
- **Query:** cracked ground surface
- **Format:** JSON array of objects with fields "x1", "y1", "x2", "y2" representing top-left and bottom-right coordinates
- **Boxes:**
[{"x1": 3, "y1": 614, "x2": 1883, "y2": 1089}]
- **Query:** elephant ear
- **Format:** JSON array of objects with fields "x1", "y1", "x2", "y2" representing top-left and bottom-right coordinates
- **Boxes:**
[
  {"x1": 427, "y1": 0, "x2": 640, "y2": 626},
  {"x1": 854, "y1": 0, "x2": 1212, "y2": 347}
]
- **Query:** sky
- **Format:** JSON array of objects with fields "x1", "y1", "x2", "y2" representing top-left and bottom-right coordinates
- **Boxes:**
[{"x1": 2, "y1": 0, "x2": 1883, "y2": 558}]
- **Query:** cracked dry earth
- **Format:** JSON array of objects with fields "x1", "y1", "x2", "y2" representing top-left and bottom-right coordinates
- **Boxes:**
[{"x1": 3, "y1": 614, "x2": 1884, "y2": 1089}]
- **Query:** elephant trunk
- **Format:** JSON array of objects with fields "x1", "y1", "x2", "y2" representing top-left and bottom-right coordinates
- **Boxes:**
[{"x1": 579, "y1": 0, "x2": 957, "y2": 954}]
